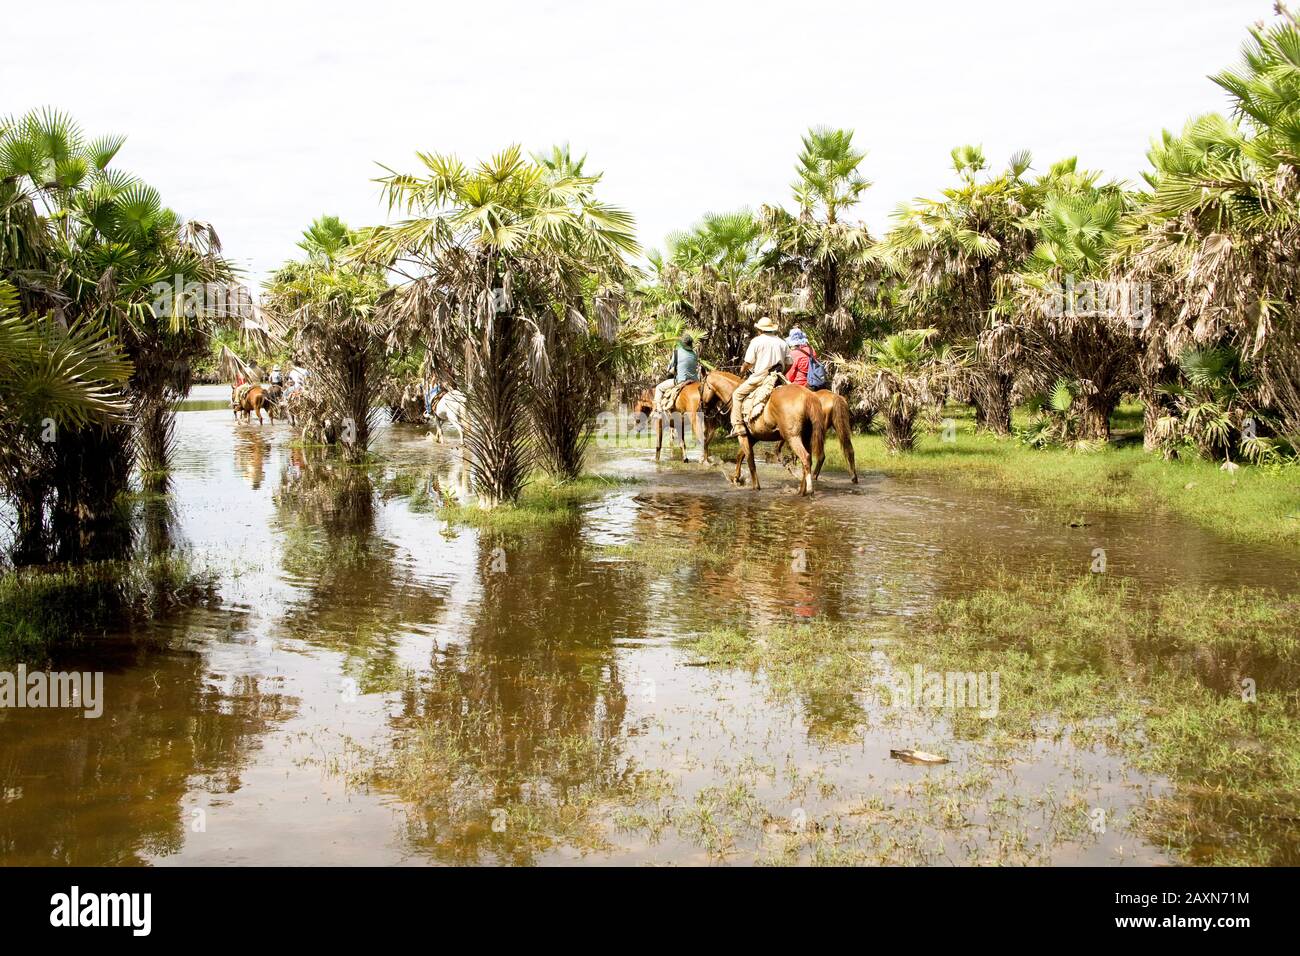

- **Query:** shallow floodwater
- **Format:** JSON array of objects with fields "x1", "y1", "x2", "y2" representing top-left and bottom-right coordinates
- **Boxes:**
[{"x1": 1, "y1": 385, "x2": 1296, "y2": 865}]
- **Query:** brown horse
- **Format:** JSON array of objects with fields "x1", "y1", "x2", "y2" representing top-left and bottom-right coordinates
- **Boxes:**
[
  {"x1": 699, "y1": 370, "x2": 825, "y2": 495},
  {"x1": 772, "y1": 389, "x2": 858, "y2": 483},
  {"x1": 653, "y1": 381, "x2": 712, "y2": 462},
  {"x1": 232, "y1": 384, "x2": 274, "y2": 424}
]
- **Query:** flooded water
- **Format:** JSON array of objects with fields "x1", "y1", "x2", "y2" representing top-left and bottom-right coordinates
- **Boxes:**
[{"x1": 1, "y1": 385, "x2": 1297, "y2": 865}]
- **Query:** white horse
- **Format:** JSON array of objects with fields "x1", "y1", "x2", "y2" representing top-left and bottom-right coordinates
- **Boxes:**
[{"x1": 429, "y1": 389, "x2": 467, "y2": 444}]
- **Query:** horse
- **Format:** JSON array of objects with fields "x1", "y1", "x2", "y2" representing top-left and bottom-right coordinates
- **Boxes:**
[
  {"x1": 699, "y1": 369, "x2": 826, "y2": 496},
  {"x1": 429, "y1": 389, "x2": 467, "y2": 444},
  {"x1": 232, "y1": 384, "x2": 274, "y2": 425},
  {"x1": 771, "y1": 389, "x2": 858, "y2": 483},
  {"x1": 630, "y1": 388, "x2": 655, "y2": 436},
  {"x1": 653, "y1": 381, "x2": 713, "y2": 462}
]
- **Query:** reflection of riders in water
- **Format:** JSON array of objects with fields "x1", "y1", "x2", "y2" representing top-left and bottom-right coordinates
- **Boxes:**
[
  {"x1": 235, "y1": 430, "x2": 270, "y2": 489},
  {"x1": 286, "y1": 445, "x2": 306, "y2": 484}
]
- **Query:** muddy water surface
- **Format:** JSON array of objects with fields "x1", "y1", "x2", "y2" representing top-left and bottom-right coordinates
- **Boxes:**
[{"x1": 1, "y1": 385, "x2": 1296, "y2": 865}]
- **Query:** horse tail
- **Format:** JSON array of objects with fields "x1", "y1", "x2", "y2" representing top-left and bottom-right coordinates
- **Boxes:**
[
  {"x1": 831, "y1": 394, "x2": 856, "y2": 478},
  {"x1": 807, "y1": 392, "x2": 827, "y2": 462}
]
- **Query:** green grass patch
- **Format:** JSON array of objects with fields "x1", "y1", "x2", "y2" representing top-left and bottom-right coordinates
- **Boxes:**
[{"x1": 828, "y1": 404, "x2": 1300, "y2": 549}]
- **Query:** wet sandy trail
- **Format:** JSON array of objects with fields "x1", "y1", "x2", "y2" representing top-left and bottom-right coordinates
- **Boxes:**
[{"x1": 1, "y1": 386, "x2": 1296, "y2": 865}]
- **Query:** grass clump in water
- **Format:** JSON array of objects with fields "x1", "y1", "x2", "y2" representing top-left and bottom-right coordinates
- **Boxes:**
[
  {"x1": 888, "y1": 572, "x2": 1300, "y2": 864},
  {"x1": 430, "y1": 474, "x2": 635, "y2": 534},
  {"x1": 0, "y1": 554, "x2": 217, "y2": 661}
]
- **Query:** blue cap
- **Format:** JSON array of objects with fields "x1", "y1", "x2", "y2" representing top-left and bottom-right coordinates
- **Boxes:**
[{"x1": 786, "y1": 327, "x2": 808, "y2": 346}]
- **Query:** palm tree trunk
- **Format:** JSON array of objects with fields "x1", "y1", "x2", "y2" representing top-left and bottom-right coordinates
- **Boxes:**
[
  {"x1": 974, "y1": 372, "x2": 1013, "y2": 436},
  {"x1": 51, "y1": 425, "x2": 134, "y2": 562},
  {"x1": 464, "y1": 309, "x2": 531, "y2": 507},
  {"x1": 823, "y1": 260, "x2": 839, "y2": 314},
  {"x1": 1078, "y1": 394, "x2": 1113, "y2": 442}
]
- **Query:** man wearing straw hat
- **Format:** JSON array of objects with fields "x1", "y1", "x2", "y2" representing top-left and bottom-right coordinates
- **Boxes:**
[{"x1": 728, "y1": 316, "x2": 790, "y2": 437}]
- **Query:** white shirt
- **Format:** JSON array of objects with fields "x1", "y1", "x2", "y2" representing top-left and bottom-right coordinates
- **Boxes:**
[{"x1": 744, "y1": 334, "x2": 790, "y2": 375}]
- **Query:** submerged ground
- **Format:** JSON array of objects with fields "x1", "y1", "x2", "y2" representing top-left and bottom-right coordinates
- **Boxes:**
[{"x1": 1, "y1": 385, "x2": 1297, "y2": 865}]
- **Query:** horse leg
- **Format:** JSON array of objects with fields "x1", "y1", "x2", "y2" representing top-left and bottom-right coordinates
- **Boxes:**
[
  {"x1": 655, "y1": 413, "x2": 663, "y2": 462},
  {"x1": 787, "y1": 433, "x2": 814, "y2": 497},
  {"x1": 674, "y1": 411, "x2": 686, "y2": 462},
  {"x1": 690, "y1": 409, "x2": 708, "y2": 463},
  {"x1": 746, "y1": 439, "x2": 760, "y2": 491},
  {"x1": 732, "y1": 441, "x2": 745, "y2": 485}
]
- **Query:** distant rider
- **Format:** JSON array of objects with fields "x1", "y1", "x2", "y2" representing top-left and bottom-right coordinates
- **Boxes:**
[{"x1": 654, "y1": 333, "x2": 700, "y2": 410}]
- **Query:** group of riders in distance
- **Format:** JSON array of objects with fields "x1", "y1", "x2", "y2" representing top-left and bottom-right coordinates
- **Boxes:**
[
  {"x1": 648, "y1": 316, "x2": 857, "y2": 495},
  {"x1": 229, "y1": 363, "x2": 306, "y2": 425},
  {"x1": 228, "y1": 316, "x2": 855, "y2": 497}
]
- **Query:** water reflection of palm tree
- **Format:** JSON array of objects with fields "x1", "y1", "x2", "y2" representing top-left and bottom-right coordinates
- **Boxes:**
[
  {"x1": 387, "y1": 516, "x2": 652, "y2": 864},
  {"x1": 271, "y1": 455, "x2": 446, "y2": 690},
  {"x1": 0, "y1": 609, "x2": 290, "y2": 864}
]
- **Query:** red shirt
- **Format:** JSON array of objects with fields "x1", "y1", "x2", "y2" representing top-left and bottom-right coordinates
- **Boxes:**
[{"x1": 786, "y1": 344, "x2": 815, "y2": 386}]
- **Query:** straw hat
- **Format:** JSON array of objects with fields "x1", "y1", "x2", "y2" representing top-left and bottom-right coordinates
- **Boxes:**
[{"x1": 754, "y1": 316, "x2": 778, "y2": 333}]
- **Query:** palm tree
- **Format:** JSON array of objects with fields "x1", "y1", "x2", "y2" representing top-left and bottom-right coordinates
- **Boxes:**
[
  {"x1": 834, "y1": 329, "x2": 962, "y2": 453},
  {"x1": 0, "y1": 281, "x2": 132, "y2": 563},
  {"x1": 1019, "y1": 378, "x2": 1087, "y2": 450},
  {"x1": 1114, "y1": 115, "x2": 1244, "y2": 448},
  {"x1": 1122, "y1": 7, "x2": 1300, "y2": 443},
  {"x1": 1013, "y1": 168, "x2": 1137, "y2": 441},
  {"x1": 351, "y1": 146, "x2": 636, "y2": 506},
  {"x1": 642, "y1": 209, "x2": 768, "y2": 366},
  {"x1": 886, "y1": 145, "x2": 1036, "y2": 434},
  {"x1": 1153, "y1": 346, "x2": 1281, "y2": 462},
  {"x1": 263, "y1": 216, "x2": 389, "y2": 463},
  {"x1": 761, "y1": 127, "x2": 875, "y2": 352},
  {"x1": 0, "y1": 108, "x2": 235, "y2": 558}
]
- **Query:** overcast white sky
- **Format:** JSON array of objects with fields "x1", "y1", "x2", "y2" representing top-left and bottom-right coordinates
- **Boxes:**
[{"x1": 4, "y1": 0, "x2": 1270, "y2": 285}]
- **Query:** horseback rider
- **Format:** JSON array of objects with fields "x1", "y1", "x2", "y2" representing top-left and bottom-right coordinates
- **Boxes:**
[
  {"x1": 426, "y1": 377, "x2": 445, "y2": 417},
  {"x1": 728, "y1": 317, "x2": 790, "y2": 437},
  {"x1": 654, "y1": 333, "x2": 700, "y2": 410},
  {"x1": 784, "y1": 327, "x2": 824, "y2": 388}
]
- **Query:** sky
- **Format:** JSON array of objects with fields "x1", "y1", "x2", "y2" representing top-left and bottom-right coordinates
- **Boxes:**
[{"x1": 3, "y1": 0, "x2": 1272, "y2": 287}]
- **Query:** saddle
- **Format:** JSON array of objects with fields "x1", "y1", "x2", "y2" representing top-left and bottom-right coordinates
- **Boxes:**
[
  {"x1": 656, "y1": 380, "x2": 692, "y2": 414},
  {"x1": 233, "y1": 382, "x2": 254, "y2": 405},
  {"x1": 740, "y1": 372, "x2": 782, "y2": 423}
]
